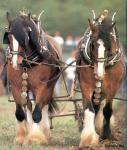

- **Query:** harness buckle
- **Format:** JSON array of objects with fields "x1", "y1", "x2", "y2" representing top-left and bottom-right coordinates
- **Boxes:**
[{"x1": 23, "y1": 67, "x2": 27, "y2": 72}]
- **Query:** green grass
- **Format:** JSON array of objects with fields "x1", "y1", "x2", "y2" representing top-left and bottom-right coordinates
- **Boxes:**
[
  {"x1": 0, "y1": 96, "x2": 80, "y2": 150},
  {"x1": 0, "y1": 93, "x2": 126, "y2": 150}
]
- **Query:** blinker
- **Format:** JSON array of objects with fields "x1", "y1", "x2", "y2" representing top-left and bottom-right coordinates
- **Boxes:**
[{"x1": 3, "y1": 31, "x2": 10, "y2": 44}]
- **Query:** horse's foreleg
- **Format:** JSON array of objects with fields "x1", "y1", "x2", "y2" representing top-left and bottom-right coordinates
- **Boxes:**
[
  {"x1": 94, "y1": 99, "x2": 106, "y2": 135},
  {"x1": 41, "y1": 105, "x2": 50, "y2": 137},
  {"x1": 15, "y1": 104, "x2": 27, "y2": 144},
  {"x1": 28, "y1": 104, "x2": 47, "y2": 144},
  {"x1": 80, "y1": 100, "x2": 99, "y2": 148},
  {"x1": 11, "y1": 83, "x2": 27, "y2": 144},
  {"x1": 28, "y1": 86, "x2": 53, "y2": 144},
  {"x1": 102, "y1": 101, "x2": 113, "y2": 140}
]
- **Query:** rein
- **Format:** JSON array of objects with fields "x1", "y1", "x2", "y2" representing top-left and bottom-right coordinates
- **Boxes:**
[
  {"x1": 23, "y1": 58, "x2": 92, "y2": 68},
  {"x1": 22, "y1": 58, "x2": 92, "y2": 84}
]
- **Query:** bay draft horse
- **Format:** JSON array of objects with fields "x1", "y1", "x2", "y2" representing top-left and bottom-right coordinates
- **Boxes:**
[
  {"x1": 3, "y1": 12, "x2": 62, "y2": 144},
  {"x1": 77, "y1": 11, "x2": 125, "y2": 149}
]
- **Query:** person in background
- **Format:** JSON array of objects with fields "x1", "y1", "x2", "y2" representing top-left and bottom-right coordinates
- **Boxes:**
[
  {"x1": 65, "y1": 35, "x2": 75, "y2": 46},
  {"x1": 65, "y1": 50, "x2": 77, "y2": 96},
  {"x1": 54, "y1": 31, "x2": 64, "y2": 49},
  {"x1": 74, "y1": 35, "x2": 81, "y2": 47},
  {"x1": 53, "y1": 31, "x2": 64, "y2": 96}
]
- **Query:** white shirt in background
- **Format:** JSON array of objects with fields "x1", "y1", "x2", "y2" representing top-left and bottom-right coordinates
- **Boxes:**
[
  {"x1": 65, "y1": 57, "x2": 76, "y2": 80},
  {"x1": 54, "y1": 36, "x2": 64, "y2": 47}
]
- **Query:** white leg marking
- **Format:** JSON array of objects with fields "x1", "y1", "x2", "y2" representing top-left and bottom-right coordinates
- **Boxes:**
[
  {"x1": 110, "y1": 101, "x2": 116, "y2": 129},
  {"x1": 110, "y1": 115, "x2": 115, "y2": 128},
  {"x1": 80, "y1": 109, "x2": 99, "y2": 147},
  {"x1": 26, "y1": 108, "x2": 33, "y2": 132},
  {"x1": 41, "y1": 105, "x2": 50, "y2": 137},
  {"x1": 27, "y1": 105, "x2": 48, "y2": 143},
  {"x1": 97, "y1": 39, "x2": 105, "y2": 78},
  {"x1": 31, "y1": 123, "x2": 41, "y2": 133},
  {"x1": 28, "y1": 122, "x2": 47, "y2": 144},
  {"x1": 15, "y1": 120, "x2": 27, "y2": 144},
  {"x1": 11, "y1": 35, "x2": 19, "y2": 69},
  {"x1": 82, "y1": 109, "x2": 96, "y2": 137},
  {"x1": 95, "y1": 99, "x2": 106, "y2": 134}
]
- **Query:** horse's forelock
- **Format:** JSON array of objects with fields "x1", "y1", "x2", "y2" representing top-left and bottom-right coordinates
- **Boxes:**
[
  {"x1": 10, "y1": 16, "x2": 40, "y2": 50},
  {"x1": 97, "y1": 18, "x2": 113, "y2": 49},
  {"x1": 10, "y1": 17, "x2": 27, "y2": 48}
]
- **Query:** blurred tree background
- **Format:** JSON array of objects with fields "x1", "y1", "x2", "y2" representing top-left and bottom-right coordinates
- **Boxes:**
[{"x1": 0, "y1": 0, "x2": 126, "y2": 52}]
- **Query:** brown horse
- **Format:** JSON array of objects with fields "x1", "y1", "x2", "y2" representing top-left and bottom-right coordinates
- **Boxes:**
[
  {"x1": 3, "y1": 12, "x2": 62, "y2": 144},
  {"x1": 77, "y1": 11, "x2": 125, "y2": 149}
]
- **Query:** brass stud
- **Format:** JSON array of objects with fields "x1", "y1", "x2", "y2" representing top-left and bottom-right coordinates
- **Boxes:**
[
  {"x1": 95, "y1": 87, "x2": 101, "y2": 93},
  {"x1": 94, "y1": 93, "x2": 101, "y2": 99},
  {"x1": 95, "y1": 81, "x2": 101, "y2": 88},
  {"x1": 22, "y1": 80, "x2": 28, "y2": 86},
  {"x1": 22, "y1": 73, "x2": 28, "y2": 80}
]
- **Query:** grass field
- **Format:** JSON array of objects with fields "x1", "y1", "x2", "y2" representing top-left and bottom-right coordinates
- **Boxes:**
[
  {"x1": 0, "y1": 95, "x2": 126, "y2": 150},
  {"x1": 0, "y1": 96, "x2": 81, "y2": 150}
]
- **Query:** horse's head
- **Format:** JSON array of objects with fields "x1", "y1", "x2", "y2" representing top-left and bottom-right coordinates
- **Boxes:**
[
  {"x1": 87, "y1": 12, "x2": 118, "y2": 80},
  {"x1": 3, "y1": 12, "x2": 42, "y2": 69}
]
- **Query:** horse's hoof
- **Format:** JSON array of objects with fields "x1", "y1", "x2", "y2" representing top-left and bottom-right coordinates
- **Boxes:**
[
  {"x1": 15, "y1": 121, "x2": 27, "y2": 145},
  {"x1": 79, "y1": 132, "x2": 99, "y2": 148},
  {"x1": 28, "y1": 135, "x2": 48, "y2": 144},
  {"x1": 43, "y1": 127, "x2": 51, "y2": 138},
  {"x1": 27, "y1": 123, "x2": 48, "y2": 144},
  {"x1": 15, "y1": 136, "x2": 25, "y2": 145},
  {"x1": 28, "y1": 131, "x2": 48, "y2": 144}
]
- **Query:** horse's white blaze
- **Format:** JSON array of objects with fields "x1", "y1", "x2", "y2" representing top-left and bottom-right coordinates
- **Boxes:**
[
  {"x1": 12, "y1": 35, "x2": 19, "y2": 68},
  {"x1": 97, "y1": 39, "x2": 105, "y2": 78}
]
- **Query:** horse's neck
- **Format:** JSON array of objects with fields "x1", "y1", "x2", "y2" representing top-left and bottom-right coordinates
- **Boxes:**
[
  {"x1": 111, "y1": 37, "x2": 120, "y2": 54},
  {"x1": 45, "y1": 35, "x2": 62, "y2": 60}
]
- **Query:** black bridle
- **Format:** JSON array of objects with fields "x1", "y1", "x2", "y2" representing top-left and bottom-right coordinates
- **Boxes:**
[{"x1": 80, "y1": 27, "x2": 121, "y2": 67}]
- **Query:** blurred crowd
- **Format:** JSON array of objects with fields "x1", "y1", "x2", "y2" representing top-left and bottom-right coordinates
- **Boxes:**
[{"x1": 53, "y1": 31, "x2": 81, "y2": 52}]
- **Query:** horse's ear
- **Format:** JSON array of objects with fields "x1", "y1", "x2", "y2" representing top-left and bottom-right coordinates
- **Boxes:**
[
  {"x1": 88, "y1": 19, "x2": 95, "y2": 32},
  {"x1": 6, "y1": 12, "x2": 12, "y2": 24}
]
